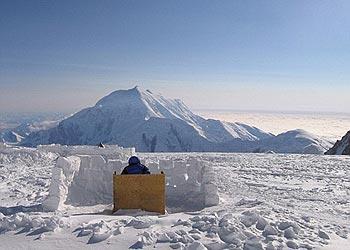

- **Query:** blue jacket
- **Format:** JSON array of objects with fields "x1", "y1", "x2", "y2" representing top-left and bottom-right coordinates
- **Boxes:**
[{"x1": 121, "y1": 156, "x2": 150, "y2": 175}]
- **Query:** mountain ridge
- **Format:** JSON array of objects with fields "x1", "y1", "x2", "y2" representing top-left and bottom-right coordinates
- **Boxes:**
[
  {"x1": 325, "y1": 130, "x2": 350, "y2": 155},
  {"x1": 21, "y1": 87, "x2": 331, "y2": 154}
]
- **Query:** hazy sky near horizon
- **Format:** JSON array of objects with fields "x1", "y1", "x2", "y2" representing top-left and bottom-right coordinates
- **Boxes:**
[{"x1": 1, "y1": 0, "x2": 350, "y2": 113}]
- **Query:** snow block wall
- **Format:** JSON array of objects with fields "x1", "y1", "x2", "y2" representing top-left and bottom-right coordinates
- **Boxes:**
[
  {"x1": 43, "y1": 146, "x2": 219, "y2": 212},
  {"x1": 43, "y1": 145, "x2": 134, "y2": 211},
  {"x1": 158, "y1": 157, "x2": 219, "y2": 211},
  {"x1": 42, "y1": 156, "x2": 81, "y2": 211},
  {"x1": 38, "y1": 144, "x2": 135, "y2": 159},
  {"x1": 0, "y1": 143, "x2": 37, "y2": 154},
  {"x1": 43, "y1": 155, "x2": 126, "y2": 210}
]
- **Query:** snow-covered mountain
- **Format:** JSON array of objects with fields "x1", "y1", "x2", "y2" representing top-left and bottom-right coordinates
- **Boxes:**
[
  {"x1": 253, "y1": 129, "x2": 333, "y2": 154},
  {"x1": 0, "y1": 130, "x2": 24, "y2": 143},
  {"x1": 325, "y1": 130, "x2": 350, "y2": 155},
  {"x1": 21, "y1": 87, "x2": 331, "y2": 154},
  {"x1": 1, "y1": 120, "x2": 60, "y2": 143},
  {"x1": 21, "y1": 87, "x2": 271, "y2": 151}
]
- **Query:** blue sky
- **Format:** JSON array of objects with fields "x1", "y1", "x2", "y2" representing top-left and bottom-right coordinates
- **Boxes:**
[{"x1": 1, "y1": 0, "x2": 350, "y2": 113}]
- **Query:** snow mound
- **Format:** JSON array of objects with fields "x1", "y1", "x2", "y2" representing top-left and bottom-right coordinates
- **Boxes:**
[{"x1": 0, "y1": 212, "x2": 68, "y2": 235}]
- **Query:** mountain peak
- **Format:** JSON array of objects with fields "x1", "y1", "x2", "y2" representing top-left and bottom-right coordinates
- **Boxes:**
[
  {"x1": 91, "y1": 87, "x2": 201, "y2": 124},
  {"x1": 132, "y1": 85, "x2": 141, "y2": 92},
  {"x1": 95, "y1": 87, "x2": 144, "y2": 107}
]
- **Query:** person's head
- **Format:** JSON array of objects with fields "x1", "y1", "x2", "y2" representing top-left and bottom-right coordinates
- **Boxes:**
[{"x1": 128, "y1": 156, "x2": 140, "y2": 165}]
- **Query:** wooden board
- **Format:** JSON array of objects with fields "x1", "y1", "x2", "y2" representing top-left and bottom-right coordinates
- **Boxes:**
[{"x1": 113, "y1": 174, "x2": 165, "y2": 214}]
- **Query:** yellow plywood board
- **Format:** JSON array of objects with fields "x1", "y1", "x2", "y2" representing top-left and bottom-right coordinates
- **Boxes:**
[{"x1": 113, "y1": 174, "x2": 165, "y2": 214}]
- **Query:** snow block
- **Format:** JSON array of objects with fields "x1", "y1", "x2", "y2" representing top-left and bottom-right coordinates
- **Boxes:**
[
  {"x1": 107, "y1": 160, "x2": 124, "y2": 174},
  {"x1": 159, "y1": 159, "x2": 174, "y2": 170},
  {"x1": 42, "y1": 145, "x2": 134, "y2": 209},
  {"x1": 67, "y1": 155, "x2": 111, "y2": 206},
  {"x1": 38, "y1": 144, "x2": 135, "y2": 160},
  {"x1": 203, "y1": 183, "x2": 220, "y2": 207},
  {"x1": 42, "y1": 156, "x2": 81, "y2": 211},
  {"x1": 187, "y1": 158, "x2": 202, "y2": 183},
  {"x1": 42, "y1": 146, "x2": 219, "y2": 211},
  {"x1": 148, "y1": 162, "x2": 160, "y2": 174},
  {"x1": 164, "y1": 158, "x2": 219, "y2": 211}
]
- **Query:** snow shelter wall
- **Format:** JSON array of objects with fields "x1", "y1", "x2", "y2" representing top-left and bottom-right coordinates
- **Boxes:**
[
  {"x1": 37, "y1": 144, "x2": 135, "y2": 160},
  {"x1": 43, "y1": 154, "x2": 219, "y2": 212}
]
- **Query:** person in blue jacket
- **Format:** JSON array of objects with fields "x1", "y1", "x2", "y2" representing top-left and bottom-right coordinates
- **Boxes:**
[{"x1": 121, "y1": 156, "x2": 151, "y2": 175}]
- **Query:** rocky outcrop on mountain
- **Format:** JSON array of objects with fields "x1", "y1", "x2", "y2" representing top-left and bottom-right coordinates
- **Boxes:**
[
  {"x1": 0, "y1": 130, "x2": 23, "y2": 143},
  {"x1": 325, "y1": 131, "x2": 350, "y2": 155}
]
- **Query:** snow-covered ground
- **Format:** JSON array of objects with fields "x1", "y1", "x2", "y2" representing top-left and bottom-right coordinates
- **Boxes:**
[{"x1": 1, "y1": 148, "x2": 350, "y2": 249}]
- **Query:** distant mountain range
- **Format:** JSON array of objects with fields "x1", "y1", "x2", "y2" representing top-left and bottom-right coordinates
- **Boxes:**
[
  {"x1": 1, "y1": 120, "x2": 59, "y2": 143},
  {"x1": 19, "y1": 87, "x2": 332, "y2": 154},
  {"x1": 325, "y1": 131, "x2": 350, "y2": 155}
]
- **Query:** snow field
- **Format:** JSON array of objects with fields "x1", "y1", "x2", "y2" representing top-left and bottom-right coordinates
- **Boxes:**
[
  {"x1": 1, "y1": 146, "x2": 350, "y2": 249},
  {"x1": 0, "y1": 147, "x2": 57, "y2": 207},
  {"x1": 140, "y1": 152, "x2": 350, "y2": 249}
]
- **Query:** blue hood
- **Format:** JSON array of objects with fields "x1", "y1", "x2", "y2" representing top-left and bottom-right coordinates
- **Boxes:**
[{"x1": 128, "y1": 156, "x2": 140, "y2": 165}]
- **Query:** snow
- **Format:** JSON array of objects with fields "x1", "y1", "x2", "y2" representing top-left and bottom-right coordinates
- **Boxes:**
[
  {"x1": 42, "y1": 147, "x2": 219, "y2": 212},
  {"x1": 254, "y1": 129, "x2": 332, "y2": 154},
  {"x1": 1, "y1": 145, "x2": 350, "y2": 249},
  {"x1": 37, "y1": 144, "x2": 135, "y2": 158},
  {"x1": 42, "y1": 156, "x2": 81, "y2": 211},
  {"x1": 21, "y1": 87, "x2": 274, "y2": 151}
]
